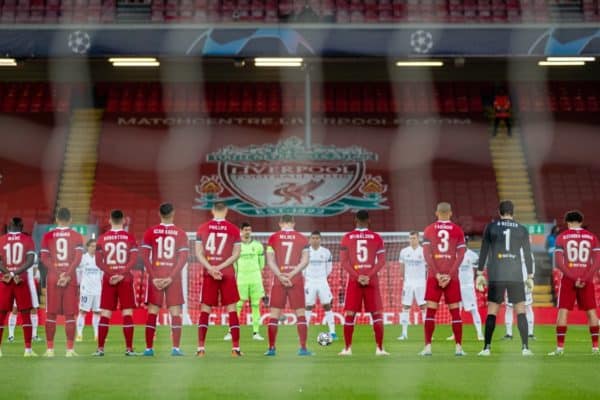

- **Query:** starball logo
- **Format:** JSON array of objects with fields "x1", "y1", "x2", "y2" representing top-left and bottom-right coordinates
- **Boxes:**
[{"x1": 193, "y1": 137, "x2": 388, "y2": 217}]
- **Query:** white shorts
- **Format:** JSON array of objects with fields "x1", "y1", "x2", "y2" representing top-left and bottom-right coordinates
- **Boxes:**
[
  {"x1": 79, "y1": 293, "x2": 101, "y2": 312},
  {"x1": 402, "y1": 284, "x2": 426, "y2": 307},
  {"x1": 305, "y1": 281, "x2": 333, "y2": 306},
  {"x1": 460, "y1": 285, "x2": 478, "y2": 311},
  {"x1": 12, "y1": 273, "x2": 39, "y2": 309}
]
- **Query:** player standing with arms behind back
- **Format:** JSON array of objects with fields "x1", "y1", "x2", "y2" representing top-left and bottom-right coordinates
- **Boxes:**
[
  {"x1": 40, "y1": 208, "x2": 84, "y2": 357},
  {"x1": 141, "y1": 203, "x2": 190, "y2": 356},
  {"x1": 420, "y1": 202, "x2": 466, "y2": 356},
  {"x1": 338, "y1": 210, "x2": 389, "y2": 356},
  {"x1": 549, "y1": 210, "x2": 600, "y2": 356},
  {"x1": 94, "y1": 210, "x2": 139, "y2": 356},
  {"x1": 195, "y1": 202, "x2": 243, "y2": 357},
  {"x1": 264, "y1": 215, "x2": 311, "y2": 356},
  {"x1": 476, "y1": 200, "x2": 534, "y2": 356},
  {"x1": 0, "y1": 217, "x2": 37, "y2": 357},
  {"x1": 398, "y1": 231, "x2": 427, "y2": 341}
]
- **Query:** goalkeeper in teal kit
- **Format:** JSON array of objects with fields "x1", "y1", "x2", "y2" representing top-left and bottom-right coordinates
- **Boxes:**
[{"x1": 224, "y1": 222, "x2": 266, "y2": 341}]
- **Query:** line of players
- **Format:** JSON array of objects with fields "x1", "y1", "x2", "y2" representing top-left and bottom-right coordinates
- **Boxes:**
[{"x1": 0, "y1": 200, "x2": 599, "y2": 357}]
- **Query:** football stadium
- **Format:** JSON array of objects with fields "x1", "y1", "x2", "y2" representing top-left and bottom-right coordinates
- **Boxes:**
[{"x1": 1, "y1": 1, "x2": 600, "y2": 399}]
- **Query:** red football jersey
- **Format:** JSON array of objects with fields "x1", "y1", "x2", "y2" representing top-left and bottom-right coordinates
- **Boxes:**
[
  {"x1": 142, "y1": 223, "x2": 189, "y2": 278},
  {"x1": 96, "y1": 229, "x2": 138, "y2": 276},
  {"x1": 422, "y1": 221, "x2": 466, "y2": 277},
  {"x1": 555, "y1": 228, "x2": 600, "y2": 281},
  {"x1": 0, "y1": 232, "x2": 36, "y2": 280},
  {"x1": 41, "y1": 227, "x2": 84, "y2": 279},
  {"x1": 340, "y1": 228, "x2": 385, "y2": 283},
  {"x1": 196, "y1": 219, "x2": 241, "y2": 274},
  {"x1": 267, "y1": 229, "x2": 309, "y2": 282}
]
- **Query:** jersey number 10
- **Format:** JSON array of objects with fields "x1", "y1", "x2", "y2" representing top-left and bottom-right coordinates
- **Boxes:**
[{"x1": 2, "y1": 242, "x2": 24, "y2": 265}]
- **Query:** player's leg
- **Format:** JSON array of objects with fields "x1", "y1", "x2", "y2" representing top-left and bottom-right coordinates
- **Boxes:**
[
  {"x1": 249, "y1": 282, "x2": 265, "y2": 339},
  {"x1": 479, "y1": 282, "x2": 503, "y2": 354},
  {"x1": 304, "y1": 282, "x2": 316, "y2": 324},
  {"x1": 97, "y1": 279, "x2": 117, "y2": 354},
  {"x1": 197, "y1": 274, "x2": 217, "y2": 355},
  {"x1": 8, "y1": 305, "x2": 17, "y2": 341},
  {"x1": 265, "y1": 283, "x2": 285, "y2": 354},
  {"x1": 579, "y1": 283, "x2": 599, "y2": 353},
  {"x1": 526, "y1": 304, "x2": 535, "y2": 338},
  {"x1": 30, "y1": 309, "x2": 39, "y2": 341},
  {"x1": 340, "y1": 280, "x2": 360, "y2": 354},
  {"x1": 117, "y1": 279, "x2": 137, "y2": 354},
  {"x1": 145, "y1": 303, "x2": 160, "y2": 354},
  {"x1": 366, "y1": 285, "x2": 387, "y2": 355},
  {"x1": 121, "y1": 307, "x2": 135, "y2": 354},
  {"x1": 221, "y1": 275, "x2": 242, "y2": 355},
  {"x1": 14, "y1": 282, "x2": 33, "y2": 354},
  {"x1": 164, "y1": 277, "x2": 185, "y2": 355},
  {"x1": 587, "y1": 309, "x2": 599, "y2": 353},
  {"x1": 552, "y1": 308, "x2": 569, "y2": 355},
  {"x1": 77, "y1": 293, "x2": 91, "y2": 341},
  {"x1": 422, "y1": 277, "x2": 442, "y2": 354},
  {"x1": 445, "y1": 279, "x2": 464, "y2": 354},
  {"x1": 323, "y1": 303, "x2": 336, "y2": 338},
  {"x1": 504, "y1": 303, "x2": 514, "y2": 338},
  {"x1": 91, "y1": 295, "x2": 101, "y2": 340},
  {"x1": 19, "y1": 308, "x2": 33, "y2": 355},
  {"x1": 510, "y1": 281, "x2": 531, "y2": 354},
  {"x1": 399, "y1": 285, "x2": 413, "y2": 340},
  {"x1": 229, "y1": 281, "x2": 249, "y2": 340},
  {"x1": 289, "y1": 283, "x2": 309, "y2": 354},
  {"x1": 44, "y1": 283, "x2": 59, "y2": 355},
  {"x1": 416, "y1": 286, "x2": 427, "y2": 324},
  {"x1": 28, "y1": 275, "x2": 40, "y2": 341}
]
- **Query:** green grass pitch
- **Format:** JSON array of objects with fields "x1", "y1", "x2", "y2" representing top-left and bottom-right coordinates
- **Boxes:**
[{"x1": 1, "y1": 324, "x2": 598, "y2": 400}]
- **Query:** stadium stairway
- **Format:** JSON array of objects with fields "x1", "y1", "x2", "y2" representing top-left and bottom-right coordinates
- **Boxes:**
[
  {"x1": 489, "y1": 129, "x2": 553, "y2": 307},
  {"x1": 55, "y1": 109, "x2": 103, "y2": 224}
]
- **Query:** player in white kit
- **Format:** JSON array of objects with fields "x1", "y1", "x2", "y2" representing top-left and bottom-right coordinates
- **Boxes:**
[
  {"x1": 76, "y1": 239, "x2": 103, "y2": 341},
  {"x1": 447, "y1": 236, "x2": 484, "y2": 341},
  {"x1": 504, "y1": 250, "x2": 535, "y2": 340},
  {"x1": 398, "y1": 232, "x2": 427, "y2": 340},
  {"x1": 304, "y1": 231, "x2": 337, "y2": 340},
  {"x1": 7, "y1": 260, "x2": 41, "y2": 342}
]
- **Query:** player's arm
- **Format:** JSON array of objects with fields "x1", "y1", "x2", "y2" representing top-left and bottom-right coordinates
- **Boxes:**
[
  {"x1": 553, "y1": 238, "x2": 578, "y2": 280},
  {"x1": 95, "y1": 241, "x2": 112, "y2": 275},
  {"x1": 215, "y1": 243, "x2": 241, "y2": 271},
  {"x1": 422, "y1": 229, "x2": 440, "y2": 277},
  {"x1": 583, "y1": 237, "x2": 600, "y2": 282},
  {"x1": 0, "y1": 257, "x2": 10, "y2": 275},
  {"x1": 13, "y1": 253, "x2": 35, "y2": 276},
  {"x1": 168, "y1": 243, "x2": 190, "y2": 280},
  {"x1": 325, "y1": 250, "x2": 333, "y2": 277},
  {"x1": 140, "y1": 230, "x2": 155, "y2": 279},
  {"x1": 521, "y1": 228, "x2": 534, "y2": 277},
  {"x1": 256, "y1": 242, "x2": 266, "y2": 271},
  {"x1": 367, "y1": 238, "x2": 386, "y2": 278},
  {"x1": 339, "y1": 243, "x2": 359, "y2": 279},
  {"x1": 266, "y1": 246, "x2": 290, "y2": 285},
  {"x1": 449, "y1": 232, "x2": 467, "y2": 278},
  {"x1": 288, "y1": 247, "x2": 309, "y2": 278},
  {"x1": 477, "y1": 225, "x2": 491, "y2": 273},
  {"x1": 64, "y1": 238, "x2": 84, "y2": 277},
  {"x1": 40, "y1": 234, "x2": 52, "y2": 269}
]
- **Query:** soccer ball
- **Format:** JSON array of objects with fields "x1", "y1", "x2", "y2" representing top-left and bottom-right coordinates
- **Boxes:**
[
  {"x1": 67, "y1": 31, "x2": 91, "y2": 55},
  {"x1": 410, "y1": 30, "x2": 434, "y2": 54},
  {"x1": 317, "y1": 332, "x2": 332, "y2": 346}
]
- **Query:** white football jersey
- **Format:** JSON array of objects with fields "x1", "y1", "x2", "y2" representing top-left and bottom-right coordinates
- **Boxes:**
[
  {"x1": 399, "y1": 245, "x2": 427, "y2": 284},
  {"x1": 304, "y1": 246, "x2": 333, "y2": 282},
  {"x1": 78, "y1": 252, "x2": 103, "y2": 295},
  {"x1": 459, "y1": 249, "x2": 479, "y2": 286}
]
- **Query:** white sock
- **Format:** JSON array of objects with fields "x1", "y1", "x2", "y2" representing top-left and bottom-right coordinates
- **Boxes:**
[
  {"x1": 8, "y1": 313, "x2": 17, "y2": 337},
  {"x1": 471, "y1": 308, "x2": 483, "y2": 337},
  {"x1": 325, "y1": 311, "x2": 335, "y2": 334},
  {"x1": 421, "y1": 309, "x2": 426, "y2": 324},
  {"x1": 92, "y1": 314, "x2": 100, "y2": 338},
  {"x1": 31, "y1": 313, "x2": 38, "y2": 337},
  {"x1": 526, "y1": 305, "x2": 534, "y2": 335},
  {"x1": 400, "y1": 311, "x2": 409, "y2": 336},
  {"x1": 505, "y1": 306, "x2": 513, "y2": 336},
  {"x1": 77, "y1": 314, "x2": 85, "y2": 336},
  {"x1": 305, "y1": 310, "x2": 312, "y2": 325}
]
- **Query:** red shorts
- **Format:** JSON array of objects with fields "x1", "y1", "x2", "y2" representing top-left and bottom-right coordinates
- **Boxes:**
[
  {"x1": 557, "y1": 277, "x2": 597, "y2": 311},
  {"x1": 344, "y1": 280, "x2": 382, "y2": 313},
  {"x1": 46, "y1": 278, "x2": 78, "y2": 315},
  {"x1": 100, "y1": 276, "x2": 136, "y2": 311},
  {"x1": 146, "y1": 275, "x2": 184, "y2": 307},
  {"x1": 0, "y1": 281, "x2": 32, "y2": 312},
  {"x1": 425, "y1": 276, "x2": 462, "y2": 305},
  {"x1": 201, "y1": 273, "x2": 239, "y2": 307},
  {"x1": 269, "y1": 278, "x2": 305, "y2": 309}
]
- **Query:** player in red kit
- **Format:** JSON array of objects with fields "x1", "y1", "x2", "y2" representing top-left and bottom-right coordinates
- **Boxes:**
[
  {"x1": 141, "y1": 203, "x2": 189, "y2": 357},
  {"x1": 420, "y1": 202, "x2": 466, "y2": 356},
  {"x1": 195, "y1": 202, "x2": 243, "y2": 357},
  {"x1": 0, "y1": 217, "x2": 37, "y2": 357},
  {"x1": 338, "y1": 210, "x2": 389, "y2": 356},
  {"x1": 40, "y1": 208, "x2": 84, "y2": 357},
  {"x1": 264, "y1": 215, "x2": 311, "y2": 356},
  {"x1": 549, "y1": 210, "x2": 600, "y2": 356},
  {"x1": 94, "y1": 210, "x2": 139, "y2": 356}
]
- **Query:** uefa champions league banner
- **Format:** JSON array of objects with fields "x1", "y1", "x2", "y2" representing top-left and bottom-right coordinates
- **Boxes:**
[{"x1": 0, "y1": 26, "x2": 600, "y2": 57}]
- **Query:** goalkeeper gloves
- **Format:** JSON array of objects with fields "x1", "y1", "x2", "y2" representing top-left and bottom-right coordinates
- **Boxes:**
[
  {"x1": 475, "y1": 271, "x2": 487, "y2": 292},
  {"x1": 525, "y1": 275, "x2": 534, "y2": 292}
]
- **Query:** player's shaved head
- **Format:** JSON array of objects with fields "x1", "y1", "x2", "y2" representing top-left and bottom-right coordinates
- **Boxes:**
[
  {"x1": 435, "y1": 202, "x2": 452, "y2": 221},
  {"x1": 56, "y1": 207, "x2": 71, "y2": 223},
  {"x1": 280, "y1": 215, "x2": 295, "y2": 224},
  {"x1": 211, "y1": 201, "x2": 228, "y2": 219},
  {"x1": 565, "y1": 210, "x2": 584, "y2": 224},
  {"x1": 7, "y1": 217, "x2": 23, "y2": 232}
]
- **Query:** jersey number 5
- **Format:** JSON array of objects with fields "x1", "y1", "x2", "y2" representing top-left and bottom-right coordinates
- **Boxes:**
[{"x1": 357, "y1": 239, "x2": 368, "y2": 263}]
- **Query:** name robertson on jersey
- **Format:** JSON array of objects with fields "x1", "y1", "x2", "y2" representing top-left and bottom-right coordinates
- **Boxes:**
[{"x1": 104, "y1": 234, "x2": 130, "y2": 241}]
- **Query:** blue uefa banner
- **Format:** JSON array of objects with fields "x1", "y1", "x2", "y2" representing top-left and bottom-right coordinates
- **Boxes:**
[{"x1": 0, "y1": 26, "x2": 599, "y2": 57}]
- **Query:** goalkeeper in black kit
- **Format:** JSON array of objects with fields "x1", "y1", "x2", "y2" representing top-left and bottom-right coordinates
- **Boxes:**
[{"x1": 475, "y1": 200, "x2": 534, "y2": 356}]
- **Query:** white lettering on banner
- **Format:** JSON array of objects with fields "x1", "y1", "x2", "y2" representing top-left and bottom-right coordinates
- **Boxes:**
[{"x1": 117, "y1": 116, "x2": 472, "y2": 127}]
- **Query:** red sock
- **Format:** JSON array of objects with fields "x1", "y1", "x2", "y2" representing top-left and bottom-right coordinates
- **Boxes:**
[
  {"x1": 145, "y1": 313, "x2": 157, "y2": 349},
  {"x1": 46, "y1": 313, "x2": 57, "y2": 349},
  {"x1": 197, "y1": 312, "x2": 209, "y2": 348},
  {"x1": 590, "y1": 325, "x2": 599, "y2": 348},
  {"x1": 297, "y1": 316, "x2": 308, "y2": 350},
  {"x1": 123, "y1": 315, "x2": 134, "y2": 351},
  {"x1": 450, "y1": 308, "x2": 463, "y2": 345},
  {"x1": 372, "y1": 313, "x2": 384, "y2": 350},
  {"x1": 228, "y1": 312, "x2": 240, "y2": 349},
  {"x1": 171, "y1": 316, "x2": 182, "y2": 349},
  {"x1": 343, "y1": 314, "x2": 355, "y2": 349},
  {"x1": 424, "y1": 308, "x2": 437, "y2": 345},
  {"x1": 65, "y1": 314, "x2": 76, "y2": 350},
  {"x1": 0, "y1": 311, "x2": 6, "y2": 346},
  {"x1": 556, "y1": 325, "x2": 567, "y2": 348},
  {"x1": 21, "y1": 312, "x2": 32, "y2": 349},
  {"x1": 268, "y1": 318, "x2": 278, "y2": 349},
  {"x1": 98, "y1": 316, "x2": 110, "y2": 350}
]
